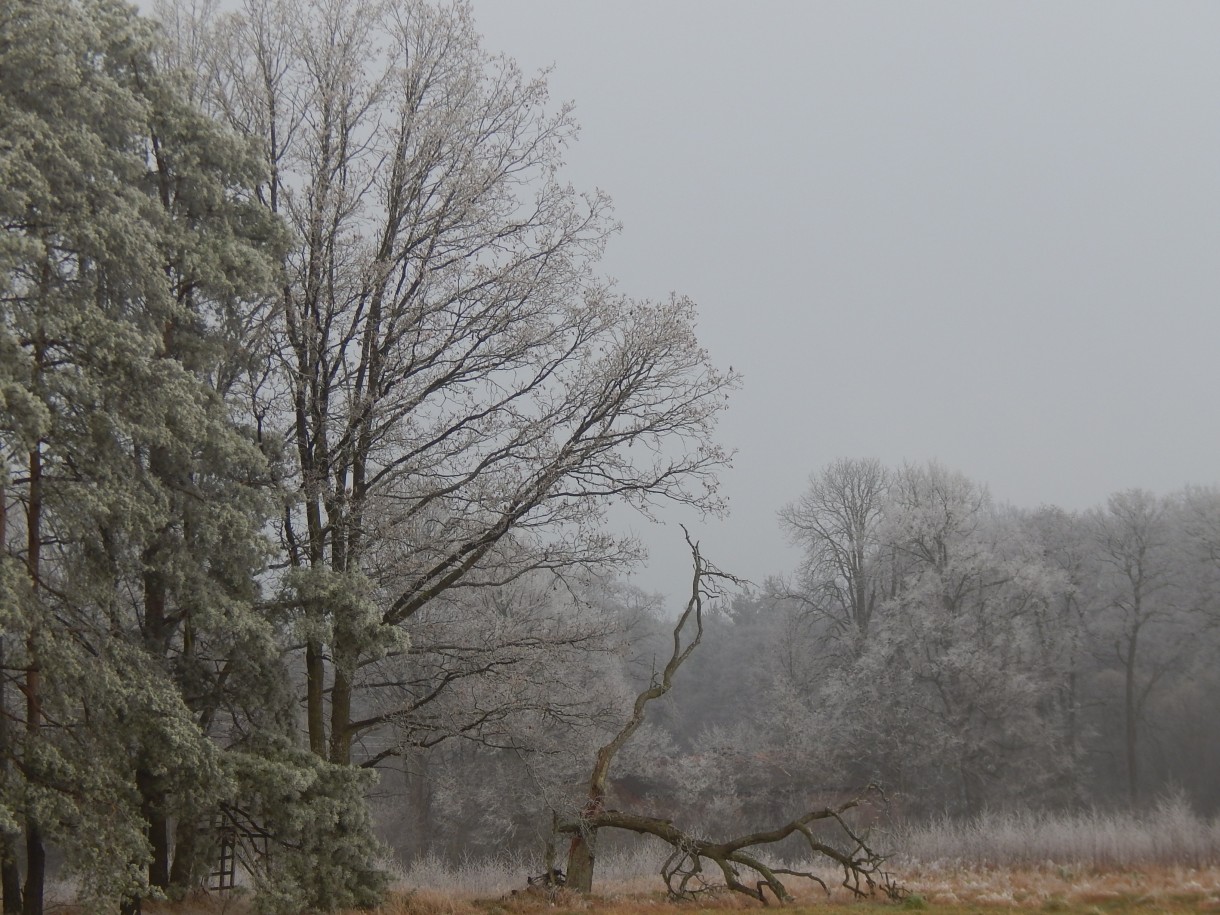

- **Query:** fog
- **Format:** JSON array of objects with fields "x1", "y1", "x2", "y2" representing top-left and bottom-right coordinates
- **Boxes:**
[
  {"x1": 468, "y1": 1, "x2": 1220, "y2": 596},
  {"x1": 9, "y1": 3, "x2": 1220, "y2": 906}
]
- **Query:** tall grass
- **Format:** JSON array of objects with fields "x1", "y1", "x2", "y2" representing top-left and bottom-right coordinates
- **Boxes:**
[
  {"x1": 397, "y1": 837, "x2": 682, "y2": 897},
  {"x1": 398, "y1": 850, "x2": 530, "y2": 897},
  {"x1": 384, "y1": 800, "x2": 1220, "y2": 913},
  {"x1": 885, "y1": 795, "x2": 1220, "y2": 870}
]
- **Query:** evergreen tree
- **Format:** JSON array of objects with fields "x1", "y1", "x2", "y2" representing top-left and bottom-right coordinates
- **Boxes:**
[{"x1": 2, "y1": 2, "x2": 384, "y2": 910}]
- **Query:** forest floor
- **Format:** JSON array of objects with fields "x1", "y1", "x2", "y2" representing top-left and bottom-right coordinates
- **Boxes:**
[{"x1": 139, "y1": 863, "x2": 1220, "y2": 914}]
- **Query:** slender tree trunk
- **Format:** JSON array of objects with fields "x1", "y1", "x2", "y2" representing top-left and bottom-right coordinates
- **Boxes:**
[
  {"x1": 306, "y1": 639, "x2": 326, "y2": 757},
  {"x1": 140, "y1": 556, "x2": 173, "y2": 890},
  {"x1": 168, "y1": 820, "x2": 200, "y2": 891},
  {"x1": 302, "y1": 455, "x2": 328, "y2": 757},
  {"x1": 169, "y1": 618, "x2": 204, "y2": 895},
  {"x1": 148, "y1": 816, "x2": 170, "y2": 890},
  {"x1": 0, "y1": 472, "x2": 23, "y2": 914},
  {"x1": 854, "y1": 552, "x2": 868, "y2": 635},
  {"x1": 0, "y1": 835, "x2": 18, "y2": 911},
  {"x1": 136, "y1": 768, "x2": 170, "y2": 890},
  {"x1": 329, "y1": 664, "x2": 352, "y2": 766},
  {"x1": 23, "y1": 445, "x2": 44, "y2": 915},
  {"x1": 403, "y1": 752, "x2": 431, "y2": 861},
  {"x1": 21, "y1": 825, "x2": 42, "y2": 915},
  {"x1": 1065, "y1": 667, "x2": 1081, "y2": 800},
  {"x1": 0, "y1": 635, "x2": 22, "y2": 914},
  {"x1": 1124, "y1": 623, "x2": 1141, "y2": 806},
  {"x1": 328, "y1": 519, "x2": 353, "y2": 765}
]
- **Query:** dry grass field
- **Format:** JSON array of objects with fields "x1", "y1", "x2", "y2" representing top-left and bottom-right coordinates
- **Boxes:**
[
  {"x1": 132, "y1": 862, "x2": 1220, "y2": 915},
  {"x1": 125, "y1": 804, "x2": 1220, "y2": 914},
  {"x1": 135, "y1": 864, "x2": 1220, "y2": 915},
  {"x1": 388, "y1": 864, "x2": 1220, "y2": 912}
]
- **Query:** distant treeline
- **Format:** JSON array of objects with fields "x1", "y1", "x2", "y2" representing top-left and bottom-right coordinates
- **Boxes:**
[{"x1": 387, "y1": 459, "x2": 1220, "y2": 864}]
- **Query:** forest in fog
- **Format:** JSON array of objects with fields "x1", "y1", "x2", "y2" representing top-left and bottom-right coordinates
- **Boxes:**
[
  {"x1": 391, "y1": 459, "x2": 1220, "y2": 865},
  {"x1": 2, "y1": 0, "x2": 1218, "y2": 913}
]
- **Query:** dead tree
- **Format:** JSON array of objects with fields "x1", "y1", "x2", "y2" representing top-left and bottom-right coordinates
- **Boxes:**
[{"x1": 558, "y1": 531, "x2": 892, "y2": 903}]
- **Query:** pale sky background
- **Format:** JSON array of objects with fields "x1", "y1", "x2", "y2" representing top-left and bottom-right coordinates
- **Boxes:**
[{"x1": 466, "y1": 1, "x2": 1220, "y2": 599}]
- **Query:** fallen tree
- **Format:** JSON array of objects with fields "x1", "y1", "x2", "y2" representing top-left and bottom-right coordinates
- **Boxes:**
[{"x1": 556, "y1": 530, "x2": 894, "y2": 904}]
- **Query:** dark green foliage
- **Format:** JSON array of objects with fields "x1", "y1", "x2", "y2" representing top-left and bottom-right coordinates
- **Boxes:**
[
  {"x1": 1, "y1": 1, "x2": 384, "y2": 911},
  {"x1": 226, "y1": 745, "x2": 389, "y2": 914}
]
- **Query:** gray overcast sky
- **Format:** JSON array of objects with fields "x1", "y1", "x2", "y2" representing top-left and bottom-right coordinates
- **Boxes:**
[{"x1": 467, "y1": 1, "x2": 1220, "y2": 599}]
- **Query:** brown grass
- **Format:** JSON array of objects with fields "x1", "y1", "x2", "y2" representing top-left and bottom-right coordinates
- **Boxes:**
[
  {"x1": 361, "y1": 868, "x2": 1220, "y2": 915},
  {"x1": 894, "y1": 862, "x2": 1220, "y2": 909},
  {"x1": 349, "y1": 864, "x2": 1220, "y2": 915},
  {"x1": 106, "y1": 863, "x2": 1220, "y2": 915}
]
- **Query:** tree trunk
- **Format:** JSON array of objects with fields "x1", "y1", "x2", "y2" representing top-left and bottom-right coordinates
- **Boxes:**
[
  {"x1": 0, "y1": 480, "x2": 22, "y2": 915},
  {"x1": 169, "y1": 819, "x2": 201, "y2": 891},
  {"x1": 1124, "y1": 623, "x2": 1141, "y2": 806},
  {"x1": 140, "y1": 557, "x2": 173, "y2": 890},
  {"x1": 566, "y1": 532, "x2": 718, "y2": 893},
  {"x1": 0, "y1": 837, "x2": 19, "y2": 915},
  {"x1": 306, "y1": 639, "x2": 326, "y2": 757},
  {"x1": 137, "y1": 769, "x2": 170, "y2": 890},
  {"x1": 567, "y1": 744, "x2": 613, "y2": 892},
  {"x1": 329, "y1": 664, "x2": 353, "y2": 766},
  {"x1": 23, "y1": 445, "x2": 43, "y2": 915},
  {"x1": 0, "y1": 646, "x2": 21, "y2": 913},
  {"x1": 21, "y1": 825, "x2": 42, "y2": 915},
  {"x1": 1065, "y1": 667, "x2": 1082, "y2": 801},
  {"x1": 565, "y1": 830, "x2": 596, "y2": 894}
]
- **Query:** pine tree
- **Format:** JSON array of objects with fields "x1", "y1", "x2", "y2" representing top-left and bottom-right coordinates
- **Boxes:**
[{"x1": 2, "y1": 2, "x2": 384, "y2": 911}]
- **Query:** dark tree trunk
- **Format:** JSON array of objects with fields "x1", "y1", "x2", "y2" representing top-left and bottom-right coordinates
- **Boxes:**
[
  {"x1": 0, "y1": 840, "x2": 20, "y2": 915},
  {"x1": 140, "y1": 553, "x2": 173, "y2": 891},
  {"x1": 0, "y1": 484, "x2": 23, "y2": 915},
  {"x1": 21, "y1": 825, "x2": 42, "y2": 915},
  {"x1": 1124, "y1": 622, "x2": 1141, "y2": 806},
  {"x1": 306, "y1": 639, "x2": 326, "y2": 757},
  {"x1": 137, "y1": 768, "x2": 170, "y2": 890},
  {"x1": 169, "y1": 819, "x2": 201, "y2": 891},
  {"x1": 329, "y1": 664, "x2": 353, "y2": 765},
  {"x1": 23, "y1": 445, "x2": 43, "y2": 915}
]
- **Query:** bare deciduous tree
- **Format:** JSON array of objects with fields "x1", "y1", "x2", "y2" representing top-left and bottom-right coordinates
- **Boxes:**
[
  {"x1": 779, "y1": 457, "x2": 889, "y2": 640},
  {"x1": 159, "y1": 0, "x2": 738, "y2": 768},
  {"x1": 1090, "y1": 489, "x2": 1188, "y2": 806}
]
